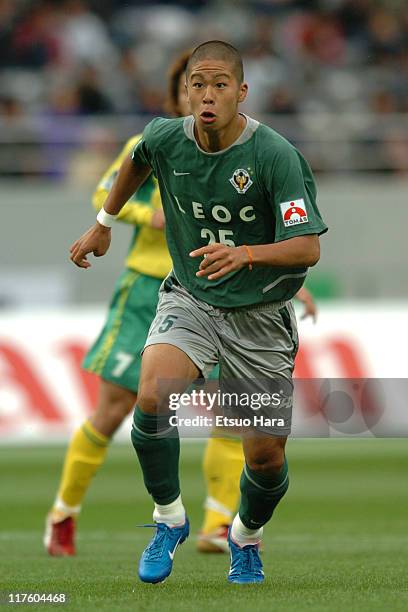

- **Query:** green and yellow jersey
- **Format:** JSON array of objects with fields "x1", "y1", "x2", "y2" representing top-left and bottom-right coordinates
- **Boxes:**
[{"x1": 93, "y1": 134, "x2": 172, "y2": 279}]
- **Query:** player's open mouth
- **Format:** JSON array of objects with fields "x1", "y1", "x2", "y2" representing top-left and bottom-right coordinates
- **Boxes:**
[{"x1": 200, "y1": 111, "x2": 216, "y2": 124}]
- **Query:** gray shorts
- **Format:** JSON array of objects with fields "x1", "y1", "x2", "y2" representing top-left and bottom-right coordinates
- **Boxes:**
[{"x1": 144, "y1": 275, "x2": 298, "y2": 435}]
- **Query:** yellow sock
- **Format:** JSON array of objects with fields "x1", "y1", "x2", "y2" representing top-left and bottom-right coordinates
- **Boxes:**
[
  {"x1": 201, "y1": 436, "x2": 244, "y2": 534},
  {"x1": 51, "y1": 420, "x2": 109, "y2": 520}
]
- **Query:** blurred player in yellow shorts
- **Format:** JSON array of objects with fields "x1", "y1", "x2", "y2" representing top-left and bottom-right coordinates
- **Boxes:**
[{"x1": 44, "y1": 51, "x2": 317, "y2": 556}]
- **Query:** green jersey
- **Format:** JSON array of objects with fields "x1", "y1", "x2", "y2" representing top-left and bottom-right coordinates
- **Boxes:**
[{"x1": 132, "y1": 115, "x2": 327, "y2": 308}]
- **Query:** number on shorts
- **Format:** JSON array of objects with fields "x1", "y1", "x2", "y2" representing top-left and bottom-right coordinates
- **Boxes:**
[
  {"x1": 158, "y1": 315, "x2": 178, "y2": 333},
  {"x1": 112, "y1": 351, "x2": 134, "y2": 377}
]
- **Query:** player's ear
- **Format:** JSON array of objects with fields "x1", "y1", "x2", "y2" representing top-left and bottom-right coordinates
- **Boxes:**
[{"x1": 238, "y1": 82, "x2": 248, "y2": 103}]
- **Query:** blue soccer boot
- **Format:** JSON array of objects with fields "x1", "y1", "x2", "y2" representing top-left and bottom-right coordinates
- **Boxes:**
[
  {"x1": 138, "y1": 519, "x2": 190, "y2": 584},
  {"x1": 227, "y1": 528, "x2": 264, "y2": 584}
]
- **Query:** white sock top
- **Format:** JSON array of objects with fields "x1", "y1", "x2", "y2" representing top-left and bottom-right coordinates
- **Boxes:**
[
  {"x1": 153, "y1": 494, "x2": 186, "y2": 527},
  {"x1": 230, "y1": 513, "x2": 263, "y2": 547}
]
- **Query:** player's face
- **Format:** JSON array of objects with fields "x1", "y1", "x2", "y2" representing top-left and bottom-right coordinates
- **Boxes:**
[
  {"x1": 177, "y1": 71, "x2": 190, "y2": 117},
  {"x1": 186, "y1": 59, "x2": 248, "y2": 131}
]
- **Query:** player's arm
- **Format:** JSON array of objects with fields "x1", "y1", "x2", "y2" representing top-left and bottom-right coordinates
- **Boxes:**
[
  {"x1": 295, "y1": 286, "x2": 317, "y2": 322},
  {"x1": 93, "y1": 185, "x2": 164, "y2": 230},
  {"x1": 93, "y1": 186, "x2": 153, "y2": 226},
  {"x1": 70, "y1": 154, "x2": 152, "y2": 268},
  {"x1": 249, "y1": 235, "x2": 320, "y2": 267},
  {"x1": 191, "y1": 235, "x2": 319, "y2": 280},
  {"x1": 93, "y1": 138, "x2": 163, "y2": 229}
]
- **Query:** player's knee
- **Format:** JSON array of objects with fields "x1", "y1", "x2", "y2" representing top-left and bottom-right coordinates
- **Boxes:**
[
  {"x1": 95, "y1": 383, "x2": 136, "y2": 430},
  {"x1": 247, "y1": 448, "x2": 285, "y2": 476},
  {"x1": 109, "y1": 395, "x2": 134, "y2": 424},
  {"x1": 137, "y1": 382, "x2": 159, "y2": 414}
]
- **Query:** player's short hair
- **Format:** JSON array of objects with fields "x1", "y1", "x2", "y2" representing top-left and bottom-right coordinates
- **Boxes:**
[
  {"x1": 164, "y1": 49, "x2": 191, "y2": 117},
  {"x1": 186, "y1": 40, "x2": 244, "y2": 84}
]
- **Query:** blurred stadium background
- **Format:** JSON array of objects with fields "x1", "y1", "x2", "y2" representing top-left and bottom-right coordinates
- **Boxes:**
[
  {"x1": 1, "y1": 1, "x2": 407, "y2": 609},
  {"x1": 1, "y1": 0, "x2": 407, "y2": 438}
]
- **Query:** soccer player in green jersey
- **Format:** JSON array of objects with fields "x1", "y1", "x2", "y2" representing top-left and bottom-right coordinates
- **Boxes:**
[{"x1": 71, "y1": 40, "x2": 327, "y2": 584}]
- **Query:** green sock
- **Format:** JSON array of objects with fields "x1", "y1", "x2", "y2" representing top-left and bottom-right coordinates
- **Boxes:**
[
  {"x1": 239, "y1": 457, "x2": 289, "y2": 528},
  {"x1": 131, "y1": 407, "x2": 180, "y2": 505}
]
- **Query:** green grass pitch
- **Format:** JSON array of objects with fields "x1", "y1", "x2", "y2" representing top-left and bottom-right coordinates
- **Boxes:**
[{"x1": 1, "y1": 439, "x2": 407, "y2": 611}]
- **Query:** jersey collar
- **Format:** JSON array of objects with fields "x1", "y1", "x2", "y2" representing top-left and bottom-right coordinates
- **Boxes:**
[{"x1": 183, "y1": 113, "x2": 259, "y2": 155}]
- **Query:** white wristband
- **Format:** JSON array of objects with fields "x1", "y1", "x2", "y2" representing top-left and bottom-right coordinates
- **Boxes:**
[{"x1": 96, "y1": 207, "x2": 118, "y2": 228}]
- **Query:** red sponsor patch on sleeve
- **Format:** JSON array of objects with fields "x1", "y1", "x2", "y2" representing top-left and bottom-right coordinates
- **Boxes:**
[{"x1": 280, "y1": 198, "x2": 308, "y2": 227}]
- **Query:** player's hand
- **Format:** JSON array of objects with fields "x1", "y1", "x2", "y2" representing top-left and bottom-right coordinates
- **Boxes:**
[
  {"x1": 70, "y1": 222, "x2": 111, "y2": 269},
  {"x1": 296, "y1": 287, "x2": 317, "y2": 322},
  {"x1": 150, "y1": 209, "x2": 165, "y2": 230},
  {"x1": 190, "y1": 243, "x2": 248, "y2": 280}
]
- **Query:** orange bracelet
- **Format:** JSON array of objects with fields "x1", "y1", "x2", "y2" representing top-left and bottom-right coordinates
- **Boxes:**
[{"x1": 243, "y1": 244, "x2": 253, "y2": 271}]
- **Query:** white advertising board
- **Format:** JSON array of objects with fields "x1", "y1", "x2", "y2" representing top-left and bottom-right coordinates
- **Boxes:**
[{"x1": 0, "y1": 303, "x2": 407, "y2": 442}]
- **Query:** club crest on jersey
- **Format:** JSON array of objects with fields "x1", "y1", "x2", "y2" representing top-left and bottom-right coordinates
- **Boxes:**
[
  {"x1": 280, "y1": 198, "x2": 309, "y2": 227},
  {"x1": 229, "y1": 168, "x2": 253, "y2": 194}
]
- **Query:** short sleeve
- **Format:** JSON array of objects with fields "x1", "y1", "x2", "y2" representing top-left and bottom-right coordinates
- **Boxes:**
[
  {"x1": 262, "y1": 143, "x2": 328, "y2": 242},
  {"x1": 132, "y1": 119, "x2": 158, "y2": 169}
]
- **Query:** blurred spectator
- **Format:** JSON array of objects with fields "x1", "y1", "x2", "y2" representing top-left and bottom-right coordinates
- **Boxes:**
[
  {"x1": 0, "y1": 0, "x2": 18, "y2": 67},
  {"x1": 48, "y1": 85, "x2": 80, "y2": 116},
  {"x1": 76, "y1": 65, "x2": 113, "y2": 114},
  {"x1": 58, "y1": 0, "x2": 118, "y2": 69},
  {"x1": 0, "y1": 95, "x2": 22, "y2": 120},
  {"x1": 242, "y1": 17, "x2": 286, "y2": 114},
  {"x1": 0, "y1": 95, "x2": 41, "y2": 177},
  {"x1": 299, "y1": 12, "x2": 346, "y2": 66},
  {"x1": 266, "y1": 86, "x2": 298, "y2": 114},
  {"x1": 11, "y1": 2, "x2": 61, "y2": 69},
  {"x1": 0, "y1": 0, "x2": 406, "y2": 176},
  {"x1": 46, "y1": 66, "x2": 112, "y2": 116},
  {"x1": 370, "y1": 89, "x2": 400, "y2": 115},
  {"x1": 137, "y1": 87, "x2": 165, "y2": 116},
  {"x1": 367, "y1": 8, "x2": 404, "y2": 64}
]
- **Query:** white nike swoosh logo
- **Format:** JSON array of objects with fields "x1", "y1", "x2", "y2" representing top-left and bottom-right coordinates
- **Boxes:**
[
  {"x1": 168, "y1": 537, "x2": 181, "y2": 560},
  {"x1": 173, "y1": 170, "x2": 190, "y2": 176}
]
